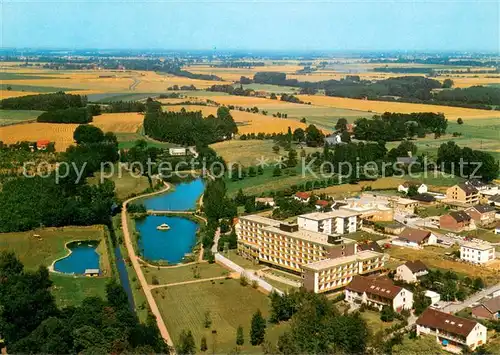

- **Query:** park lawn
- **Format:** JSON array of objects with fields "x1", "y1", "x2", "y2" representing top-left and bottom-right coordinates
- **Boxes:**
[
  {"x1": 51, "y1": 273, "x2": 109, "y2": 308},
  {"x1": 0, "y1": 225, "x2": 111, "y2": 273},
  {"x1": 264, "y1": 268, "x2": 302, "y2": 281},
  {"x1": 261, "y1": 276, "x2": 298, "y2": 293},
  {"x1": 143, "y1": 262, "x2": 229, "y2": 285},
  {"x1": 223, "y1": 250, "x2": 266, "y2": 270},
  {"x1": 387, "y1": 245, "x2": 500, "y2": 285},
  {"x1": 0, "y1": 109, "x2": 44, "y2": 125},
  {"x1": 153, "y1": 279, "x2": 288, "y2": 353},
  {"x1": 359, "y1": 310, "x2": 400, "y2": 333}
]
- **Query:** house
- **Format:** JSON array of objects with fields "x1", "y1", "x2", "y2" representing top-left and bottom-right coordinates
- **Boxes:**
[
  {"x1": 324, "y1": 134, "x2": 344, "y2": 146},
  {"x1": 488, "y1": 194, "x2": 500, "y2": 208},
  {"x1": 357, "y1": 241, "x2": 384, "y2": 253},
  {"x1": 446, "y1": 184, "x2": 480, "y2": 206},
  {"x1": 440, "y1": 211, "x2": 473, "y2": 232},
  {"x1": 391, "y1": 197, "x2": 419, "y2": 215},
  {"x1": 255, "y1": 197, "x2": 275, "y2": 207},
  {"x1": 410, "y1": 193, "x2": 437, "y2": 205},
  {"x1": 396, "y1": 156, "x2": 418, "y2": 165},
  {"x1": 315, "y1": 200, "x2": 330, "y2": 210},
  {"x1": 472, "y1": 296, "x2": 500, "y2": 320},
  {"x1": 416, "y1": 308, "x2": 487, "y2": 350},
  {"x1": 168, "y1": 147, "x2": 187, "y2": 156},
  {"x1": 398, "y1": 182, "x2": 428, "y2": 195},
  {"x1": 465, "y1": 179, "x2": 489, "y2": 191},
  {"x1": 294, "y1": 192, "x2": 311, "y2": 203},
  {"x1": 465, "y1": 204, "x2": 496, "y2": 227},
  {"x1": 425, "y1": 290, "x2": 441, "y2": 304},
  {"x1": 392, "y1": 228, "x2": 437, "y2": 248},
  {"x1": 395, "y1": 260, "x2": 428, "y2": 283},
  {"x1": 383, "y1": 222, "x2": 406, "y2": 235},
  {"x1": 460, "y1": 243, "x2": 495, "y2": 264},
  {"x1": 36, "y1": 139, "x2": 51, "y2": 150},
  {"x1": 340, "y1": 195, "x2": 394, "y2": 222},
  {"x1": 297, "y1": 210, "x2": 361, "y2": 235},
  {"x1": 345, "y1": 275, "x2": 413, "y2": 312},
  {"x1": 84, "y1": 269, "x2": 100, "y2": 277}
]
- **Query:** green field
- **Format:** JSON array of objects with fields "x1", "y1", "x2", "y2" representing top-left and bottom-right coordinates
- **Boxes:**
[
  {"x1": 153, "y1": 279, "x2": 288, "y2": 353},
  {"x1": 51, "y1": 273, "x2": 109, "y2": 308},
  {"x1": 144, "y1": 262, "x2": 229, "y2": 285},
  {"x1": 0, "y1": 73, "x2": 61, "y2": 80},
  {"x1": 0, "y1": 109, "x2": 44, "y2": 126},
  {"x1": 0, "y1": 84, "x2": 78, "y2": 92},
  {"x1": 115, "y1": 131, "x2": 180, "y2": 150},
  {"x1": 88, "y1": 92, "x2": 163, "y2": 103},
  {"x1": 241, "y1": 83, "x2": 299, "y2": 94}
]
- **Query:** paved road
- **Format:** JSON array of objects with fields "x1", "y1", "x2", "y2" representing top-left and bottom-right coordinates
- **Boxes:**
[
  {"x1": 122, "y1": 184, "x2": 174, "y2": 348},
  {"x1": 442, "y1": 282, "x2": 500, "y2": 314},
  {"x1": 211, "y1": 228, "x2": 221, "y2": 254}
]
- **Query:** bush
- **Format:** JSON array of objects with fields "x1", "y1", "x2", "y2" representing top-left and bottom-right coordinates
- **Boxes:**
[{"x1": 240, "y1": 274, "x2": 249, "y2": 286}]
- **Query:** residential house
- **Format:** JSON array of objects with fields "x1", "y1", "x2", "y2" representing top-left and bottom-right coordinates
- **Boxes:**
[
  {"x1": 324, "y1": 134, "x2": 344, "y2": 146},
  {"x1": 255, "y1": 197, "x2": 275, "y2": 207},
  {"x1": 395, "y1": 260, "x2": 429, "y2": 283},
  {"x1": 465, "y1": 204, "x2": 496, "y2": 227},
  {"x1": 294, "y1": 192, "x2": 311, "y2": 203},
  {"x1": 391, "y1": 197, "x2": 420, "y2": 215},
  {"x1": 416, "y1": 308, "x2": 487, "y2": 350},
  {"x1": 410, "y1": 193, "x2": 437, "y2": 205},
  {"x1": 315, "y1": 200, "x2": 330, "y2": 210},
  {"x1": 396, "y1": 156, "x2": 418, "y2": 165},
  {"x1": 345, "y1": 275, "x2": 414, "y2": 312},
  {"x1": 425, "y1": 290, "x2": 441, "y2": 304},
  {"x1": 488, "y1": 194, "x2": 500, "y2": 208},
  {"x1": 392, "y1": 228, "x2": 437, "y2": 248},
  {"x1": 168, "y1": 147, "x2": 187, "y2": 156},
  {"x1": 297, "y1": 210, "x2": 361, "y2": 235},
  {"x1": 440, "y1": 211, "x2": 473, "y2": 232},
  {"x1": 460, "y1": 243, "x2": 495, "y2": 264},
  {"x1": 398, "y1": 182, "x2": 428, "y2": 195},
  {"x1": 446, "y1": 184, "x2": 480, "y2": 206},
  {"x1": 472, "y1": 296, "x2": 500, "y2": 320},
  {"x1": 383, "y1": 222, "x2": 406, "y2": 235},
  {"x1": 36, "y1": 139, "x2": 51, "y2": 150},
  {"x1": 465, "y1": 179, "x2": 489, "y2": 191},
  {"x1": 357, "y1": 241, "x2": 384, "y2": 253}
]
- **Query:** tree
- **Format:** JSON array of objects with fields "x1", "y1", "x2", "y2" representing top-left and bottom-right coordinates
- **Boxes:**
[
  {"x1": 442, "y1": 78, "x2": 454, "y2": 89},
  {"x1": 204, "y1": 311, "x2": 212, "y2": 328},
  {"x1": 457, "y1": 117, "x2": 464, "y2": 125},
  {"x1": 270, "y1": 93, "x2": 277, "y2": 100},
  {"x1": 305, "y1": 124, "x2": 325, "y2": 147},
  {"x1": 392, "y1": 334, "x2": 446, "y2": 354},
  {"x1": 272, "y1": 166, "x2": 282, "y2": 177},
  {"x1": 272, "y1": 145, "x2": 280, "y2": 154},
  {"x1": 380, "y1": 306, "x2": 395, "y2": 322},
  {"x1": 177, "y1": 330, "x2": 196, "y2": 355},
  {"x1": 287, "y1": 149, "x2": 298, "y2": 167},
  {"x1": 413, "y1": 290, "x2": 431, "y2": 315},
  {"x1": 200, "y1": 336, "x2": 208, "y2": 352},
  {"x1": 335, "y1": 118, "x2": 348, "y2": 132},
  {"x1": 407, "y1": 184, "x2": 419, "y2": 197},
  {"x1": 73, "y1": 125, "x2": 105, "y2": 144},
  {"x1": 250, "y1": 309, "x2": 266, "y2": 346},
  {"x1": 236, "y1": 325, "x2": 244, "y2": 346},
  {"x1": 292, "y1": 128, "x2": 305, "y2": 142},
  {"x1": 473, "y1": 277, "x2": 485, "y2": 290}
]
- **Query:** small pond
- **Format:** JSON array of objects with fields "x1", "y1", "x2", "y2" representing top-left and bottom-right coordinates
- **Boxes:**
[
  {"x1": 135, "y1": 215, "x2": 199, "y2": 263},
  {"x1": 54, "y1": 241, "x2": 100, "y2": 275},
  {"x1": 143, "y1": 178, "x2": 205, "y2": 211}
]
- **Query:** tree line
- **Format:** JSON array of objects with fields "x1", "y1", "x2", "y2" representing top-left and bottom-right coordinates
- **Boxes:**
[
  {"x1": 0, "y1": 92, "x2": 87, "y2": 110},
  {"x1": 0, "y1": 251, "x2": 167, "y2": 353},
  {"x1": 37, "y1": 107, "x2": 93, "y2": 123}
]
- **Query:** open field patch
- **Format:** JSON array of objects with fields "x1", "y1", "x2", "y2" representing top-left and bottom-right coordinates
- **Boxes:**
[
  {"x1": 144, "y1": 262, "x2": 228, "y2": 285},
  {"x1": 92, "y1": 112, "x2": 145, "y2": 133},
  {"x1": 51, "y1": 273, "x2": 108, "y2": 308},
  {"x1": 0, "y1": 109, "x2": 44, "y2": 126},
  {"x1": 298, "y1": 95, "x2": 500, "y2": 120},
  {"x1": 153, "y1": 279, "x2": 288, "y2": 353},
  {"x1": 0, "y1": 122, "x2": 77, "y2": 151}
]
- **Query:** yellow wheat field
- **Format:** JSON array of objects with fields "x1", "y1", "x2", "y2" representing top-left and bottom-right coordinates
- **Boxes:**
[
  {"x1": 1, "y1": 90, "x2": 41, "y2": 99},
  {"x1": 164, "y1": 104, "x2": 307, "y2": 134},
  {"x1": 0, "y1": 122, "x2": 78, "y2": 151},
  {"x1": 298, "y1": 95, "x2": 500, "y2": 120},
  {"x1": 91, "y1": 112, "x2": 145, "y2": 133}
]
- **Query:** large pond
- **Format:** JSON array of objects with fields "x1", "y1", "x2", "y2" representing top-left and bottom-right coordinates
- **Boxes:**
[
  {"x1": 143, "y1": 178, "x2": 205, "y2": 211},
  {"x1": 135, "y1": 215, "x2": 199, "y2": 263},
  {"x1": 54, "y1": 241, "x2": 100, "y2": 275}
]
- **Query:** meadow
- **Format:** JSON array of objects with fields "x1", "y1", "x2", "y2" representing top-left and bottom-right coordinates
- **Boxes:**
[
  {"x1": 0, "y1": 109, "x2": 44, "y2": 126},
  {"x1": 153, "y1": 279, "x2": 289, "y2": 353},
  {"x1": 143, "y1": 262, "x2": 228, "y2": 285}
]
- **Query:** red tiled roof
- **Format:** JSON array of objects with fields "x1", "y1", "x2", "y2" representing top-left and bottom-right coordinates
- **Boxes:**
[
  {"x1": 295, "y1": 192, "x2": 311, "y2": 199},
  {"x1": 37, "y1": 139, "x2": 50, "y2": 146},
  {"x1": 346, "y1": 275, "x2": 402, "y2": 300},
  {"x1": 416, "y1": 308, "x2": 478, "y2": 338},
  {"x1": 315, "y1": 200, "x2": 329, "y2": 207}
]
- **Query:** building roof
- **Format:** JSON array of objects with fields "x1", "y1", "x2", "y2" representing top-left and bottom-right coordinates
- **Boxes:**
[
  {"x1": 403, "y1": 260, "x2": 428, "y2": 273},
  {"x1": 357, "y1": 241, "x2": 383, "y2": 253},
  {"x1": 315, "y1": 200, "x2": 330, "y2": 207},
  {"x1": 36, "y1": 139, "x2": 50, "y2": 146},
  {"x1": 481, "y1": 296, "x2": 500, "y2": 314},
  {"x1": 416, "y1": 308, "x2": 478, "y2": 338},
  {"x1": 449, "y1": 210, "x2": 472, "y2": 223},
  {"x1": 465, "y1": 179, "x2": 488, "y2": 189},
  {"x1": 397, "y1": 157, "x2": 418, "y2": 165},
  {"x1": 458, "y1": 183, "x2": 479, "y2": 195},
  {"x1": 299, "y1": 210, "x2": 360, "y2": 221},
  {"x1": 461, "y1": 242, "x2": 494, "y2": 251},
  {"x1": 346, "y1": 275, "x2": 403, "y2": 300},
  {"x1": 303, "y1": 254, "x2": 359, "y2": 271},
  {"x1": 398, "y1": 228, "x2": 431, "y2": 243},
  {"x1": 470, "y1": 204, "x2": 496, "y2": 214},
  {"x1": 239, "y1": 214, "x2": 280, "y2": 227},
  {"x1": 295, "y1": 192, "x2": 311, "y2": 199},
  {"x1": 84, "y1": 269, "x2": 100, "y2": 274},
  {"x1": 410, "y1": 193, "x2": 436, "y2": 203},
  {"x1": 489, "y1": 194, "x2": 500, "y2": 203},
  {"x1": 394, "y1": 197, "x2": 419, "y2": 206},
  {"x1": 262, "y1": 225, "x2": 354, "y2": 246}
]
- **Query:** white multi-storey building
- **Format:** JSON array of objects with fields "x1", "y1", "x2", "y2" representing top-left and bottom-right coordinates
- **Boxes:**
[
  {"x1": 297, "y1": 210, "x2": 361, "y2": 235},
  {"x1": 460, "y1": 243, "x2": 495, "y2": 264}
]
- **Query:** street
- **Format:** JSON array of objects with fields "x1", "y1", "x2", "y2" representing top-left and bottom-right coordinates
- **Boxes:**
[{"x1": 441, "y1": 282, "x2": 500, "y2": 314}]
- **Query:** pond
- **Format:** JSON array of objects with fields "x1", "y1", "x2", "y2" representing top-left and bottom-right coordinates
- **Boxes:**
[
  {"x1": 54, "y1": 241, "x2": 100, "y2": 275},
  {"x1": 143, "y1": 178, "x2": 205, "y2": 211},
  {"x1": 135, "y1": 215, "x2": 199, "y2": 263}
]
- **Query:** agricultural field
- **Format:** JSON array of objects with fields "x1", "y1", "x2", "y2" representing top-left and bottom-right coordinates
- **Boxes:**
[
  {"x1": 386, "y1": 245, "x2": 500, "y2": 285},
  {"x1": 0, "y1": 122, "x2": 77, "y2": 151},
  {"x1": 153, "y1": 279, "x2": 288, "y2": 353},
  {"x1": 114, "y1": 132, "x2": 178, "y2": 150},
  {"x1": 297, "y1": 95, "x2": 500, "y2": 120},
  {"x1": 143, "y1": 262, "x2": 228, "y2": 285},
  {"x1": 164, "y1": 104, "x2": 307, "y2": 134},
  {"x1": 1, "y1": 90, "x2": 41, "y2": 99},
  {"x1": 313, "y1": 177, "x2": 405, "y2": 198},
  {"x1": 0, "y1": 109, "x2": 44, "y2": 126},
  {"x1": 211, "y1": 139, "x2": 321, "y2": 167},
  {"x1": 92, "y1": 112, "x2": 145, "y2": 133},
  {"x1": 186, "y1": 63, "x2": 303, "y2": 82}
]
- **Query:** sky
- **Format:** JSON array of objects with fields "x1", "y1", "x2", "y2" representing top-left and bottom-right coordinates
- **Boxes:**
[{"x1": 2, "y1": 0, "x2": 499, "y2": 52}]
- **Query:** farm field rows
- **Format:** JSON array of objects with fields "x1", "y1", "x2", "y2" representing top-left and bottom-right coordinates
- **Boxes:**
[
  {"x1": 0, "y1": 109, "x2": 44, "y2": 126},
  {"x1": 153, "y1": 279, "x2": 288, "y2": 353},
  {"x1": 92, "y1": 112, "x2": 145, "y2": 133}
]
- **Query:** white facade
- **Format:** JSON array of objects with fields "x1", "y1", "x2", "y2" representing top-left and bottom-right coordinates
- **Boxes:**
[
  {"x1": 297, "y1": 211, "x2": 359, "y2": 235},
  {"x1": 168, "y1": 147, "x2": 187, "y2": 156},
  {"x1": 416, "y1": 322, "x2": 487, "y2": 350},
  {"x1": 398, "y1": 183, "x2": 428, "y2": 195},
  {"x1": 345, "y1": 287, "x2": 413, "y2": 312},
  {"x1": 460, "y1": 243, "x2": 495, "y2": 264},
  {"x1": 425, "y1": 290, "x2": 441, "y2": 304},
  {"x1": 392, "y1": 233, "x2": 437, "y2": 249},
  {"x1": 395, "y1": 264, "x2": 428, "y2": 283}
]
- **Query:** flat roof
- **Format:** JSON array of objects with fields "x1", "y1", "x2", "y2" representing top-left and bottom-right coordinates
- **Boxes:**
[
  {"x1": 299, "y1": 210, "x2": 360, "y2": 221},
  {"x1": 356, "y1": 250, "x2": 384, "y2": 260},
  {"x1": 239, "y1": 215, "x2": 280, "y2": 226},
  {"x1": 302, "y1": 254, "x2": 359, "y2": 271},
  {"x1": 461, "y1": 242, "x2": 494, "y2": 251},
  {"x1": 262, "y1": 225, "x2": 355, "y2": 246}
]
